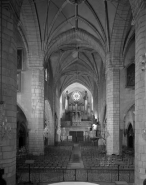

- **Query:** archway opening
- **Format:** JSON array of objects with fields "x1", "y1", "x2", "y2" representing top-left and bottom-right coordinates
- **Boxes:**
[
  {"x1": 127, "y1": 123, "x2": 134, "y2": 149},
  {"x1": 18, "y1": 124, "x2": 26, "y2": 149},
  {"x1": 17, "y1": 106, "x2": 28, "y2": 151}
]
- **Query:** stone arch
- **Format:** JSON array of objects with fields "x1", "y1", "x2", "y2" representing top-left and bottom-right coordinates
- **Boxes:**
[
  {"x1": 124, "y1": 104, "x2": 135, "y2": 129},
  {"x1": 128, "y1": 0, "x2": 146, "y2": 18},
  {"x1": 61, "y1": 79, "x2": 93, "y2": 95},
  {"x1": 110, "y1": 0, "x2": 146, "y2": 66},
  {"x1": 45, "y1": 100, "x2": 54, "y2": 145},
  {"x1": 45, "y1": 28, "x2": 105, "y2": 64},
  {"x1": 123, "y1": 27, "x2": 135, "y2": 60},
  {"x1": 17, "y1": 102, "x2": 29, "y2": 126},
  {"x1": 17, "y1": 22, "x2": 29, "y2": 56},
  {"x1": 110, "y1": 1, "x2": 132, "y2": 65},
  {"x1": 20, "y1": 0, "x2": 44, "y2": 67}
]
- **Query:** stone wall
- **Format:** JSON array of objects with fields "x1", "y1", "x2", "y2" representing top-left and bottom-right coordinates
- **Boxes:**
[
  {"x1": 0, "y1": 7, "x2": 17, "y2": 185},
  {"x1": 135, "y1": 7, "x2": 146, "y2": 185}
]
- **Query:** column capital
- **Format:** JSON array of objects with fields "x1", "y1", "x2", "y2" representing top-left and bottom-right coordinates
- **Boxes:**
[
  {"x1": 105, "y1": 52, "x2": 124, "y2": 69},
  {"x1": 105, "y1": 64, "x2": 124, "y2": 75},
  {"x1": 28, "y1": 53, "x2": 45, "y2": 68},
  {"x1": 29, "y1": 66, "x2": 44, "y2": 71}
]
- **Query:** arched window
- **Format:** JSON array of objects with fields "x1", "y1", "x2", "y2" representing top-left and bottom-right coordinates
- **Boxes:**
[{"x1": 127, "y1": 63, "x2": 135, "y2": 87}]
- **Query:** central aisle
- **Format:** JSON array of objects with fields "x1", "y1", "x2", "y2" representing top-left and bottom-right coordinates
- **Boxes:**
[{"x1": 67, "y1": 143, "x2": 84, "y2": 169}]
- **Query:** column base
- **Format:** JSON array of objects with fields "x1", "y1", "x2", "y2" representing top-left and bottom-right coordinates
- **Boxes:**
[
  {"x1": 5, "y1": 174, "x2": 16, "y2": 185},
  {"x1": 29, "y1": 130, "x2": 44, "y2": 155}
]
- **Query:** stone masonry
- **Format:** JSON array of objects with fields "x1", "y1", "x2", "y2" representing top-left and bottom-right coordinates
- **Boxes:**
[
  {"x1": 0, "y1": 7, "x2": 17, "y2": 185},
  {"x1": 29, "y1": 69, "x2": 44, "y2": 155},
  {"x1": 134, "y1": 7, "x2": 146, "y2": 185},
  {"x1": 106, "y1": 66, "x2": 120, "y2": 155}
]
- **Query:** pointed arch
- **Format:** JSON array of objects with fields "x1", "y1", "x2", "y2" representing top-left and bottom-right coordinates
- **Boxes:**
[
  {"x1": 20, "y1": 0, "x2": 44, "y2": 67},
  {"x1": 124, "y1": 104, "x2": 135, "y2": 132}
]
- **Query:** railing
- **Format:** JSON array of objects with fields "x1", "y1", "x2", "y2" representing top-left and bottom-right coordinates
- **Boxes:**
[
  {"x1": 17, "y1": 167, "x2": 134, "y2": 184},
  {"x1": 61, "y1": 121, "x2": 92, "y2": 127}
]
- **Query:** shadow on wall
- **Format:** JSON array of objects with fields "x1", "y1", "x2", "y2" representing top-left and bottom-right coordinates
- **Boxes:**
[
  {"x1": 127, "y1": 123, "x2": 134, "y2": 148},
  {"x1": 123, "y1": 104, "x2": 135, "y2": 149},
  {"x1": 17, "y1": 106, "x2": 28, "y2": 151},
  {"x1": 0, "y1": 169, "x2": 7, "y2": 185}
]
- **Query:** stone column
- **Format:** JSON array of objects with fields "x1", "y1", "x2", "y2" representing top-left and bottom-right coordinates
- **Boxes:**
[
  {"x1": 106, "y1": 66, "x2": 120, "y2": 155},
  {"x1": 29, "y1": 68, "x2": 44, "y2": 155},
  {"x1": 0, "y1": 6, "x2": 18, "y2": 185},
  {"x1": 134, "y1": 6, "x2": 146, "y2": 185}
]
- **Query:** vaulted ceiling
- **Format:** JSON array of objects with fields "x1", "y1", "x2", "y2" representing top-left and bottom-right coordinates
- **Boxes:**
[{"x1": 33, "y1": 0, "x2": 130, "y2": 94}]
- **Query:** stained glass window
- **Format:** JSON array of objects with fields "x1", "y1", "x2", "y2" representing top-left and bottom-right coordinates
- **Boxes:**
[{"x1": 72, "y1": 91, "x2": 81, "y2": 101}]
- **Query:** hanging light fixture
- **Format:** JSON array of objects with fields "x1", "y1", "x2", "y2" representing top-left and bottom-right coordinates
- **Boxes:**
[{"x1": 0, "y1": 0, "x2": 11, "y2": 140}]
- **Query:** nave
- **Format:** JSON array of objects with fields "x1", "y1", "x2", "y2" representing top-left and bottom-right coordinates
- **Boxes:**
[
  {"x1": 16, "y1": 142, "x2": 134, "y2": 184},
  {"x1": 1, "y1": 1, "x2": 146, "y2": 184}
]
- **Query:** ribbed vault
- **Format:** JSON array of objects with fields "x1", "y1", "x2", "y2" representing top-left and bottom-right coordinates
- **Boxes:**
[{"x1": 19, "y1": 0, "x2": 141, "y2": 98}]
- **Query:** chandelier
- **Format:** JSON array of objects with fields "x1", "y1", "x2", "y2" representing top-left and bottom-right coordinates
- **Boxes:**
[{"x1": 0, "y1": 1, "x2": 11, "y2": 141}]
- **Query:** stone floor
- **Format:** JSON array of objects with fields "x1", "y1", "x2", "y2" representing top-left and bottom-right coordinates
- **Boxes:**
[
  {"x1": 67, "y1": 143, "x2": 84, "y2": 169},
  {"x1": 18, "y1": 144, "x2": 134, "y2": 185}
]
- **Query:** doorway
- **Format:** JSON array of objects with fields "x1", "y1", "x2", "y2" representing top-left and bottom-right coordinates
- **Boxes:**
[
  {"x1": 69, "y1": 131, "x2": 83, "y2": 142},
  {"x1": 127, "y1": 123, "x2": 134, "y2": 149}
]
